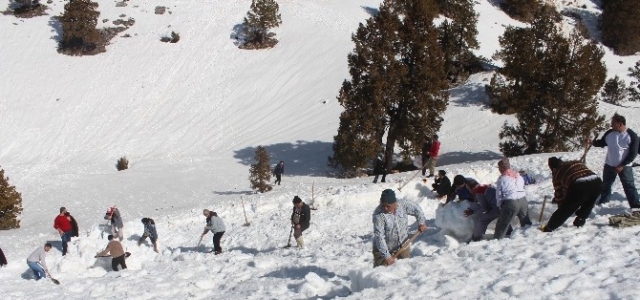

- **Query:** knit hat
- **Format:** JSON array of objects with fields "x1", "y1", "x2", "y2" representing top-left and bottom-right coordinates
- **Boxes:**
[
  {"x1": 453, "y1": 175, "x2": 466, "y2": 187},
  {"x1": 380, "y1": 189, "x2": 397, "y2": 204},
  {"x1": 498, "y1": 157, "x2": 511, "y2": 169},
  {"x1": 548, "y1": 157, "x2": 562, "y2": 170},
  {"x1": 293, "y1": 196, "x2": 302, "y2": 204}
]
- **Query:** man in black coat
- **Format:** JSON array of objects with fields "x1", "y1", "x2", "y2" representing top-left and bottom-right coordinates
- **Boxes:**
[
  {"x1": 291, "y1": 196, "x2": 311, "y2": 248},
  {"x1": 431, "y1": 170, "x2": 452, "y2": 198}
]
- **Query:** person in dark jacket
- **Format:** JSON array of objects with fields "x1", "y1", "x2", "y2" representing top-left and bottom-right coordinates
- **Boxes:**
[
  {"x1": 447, "y1": 175, "x2": 478, "y2": 203},
  {"x1": 65, "y1": 211, "x2": 79, "y2": 238},
  {"x1": 431, "y1": 170, "x2": 452, "y2": 198},
  {"x1": 373, "y1": 152, "x2": 387, "y2": 183},
  {"x1": 0, "y1": 247, "x2": 7, "y2": 267},
  {"x1": 138, "y1": 218, "x2": 158, "y2": 253},
  {"x1": 541, "y1": 157, "x2": 602, "y2": 232},
  {"x1": 291, "y1": 196, "x2": 311, "y2": 248},
  {"x1": 201, "y1": 209, "x2": 226, "y2": 255},
  {"x1": 421, "y1": 136, "x2": 432, "y2": 176},
  {"x1": 591, "y1": 113, "x2": 640, "y2": 207},
  {"x1": 274, "y1": 161, "x2": 285, "y2": 185},
  {"x1": 105, "y1": 206, "x2": 124, "y2": 241}
]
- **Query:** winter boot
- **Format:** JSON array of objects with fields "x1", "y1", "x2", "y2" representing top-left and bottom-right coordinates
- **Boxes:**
[
  {"x1": 296, "y1": 237, "x2": 304, "y2": 248},
  {"x1": 573, "y1": 217, "x2": 586, "y2": 227}
]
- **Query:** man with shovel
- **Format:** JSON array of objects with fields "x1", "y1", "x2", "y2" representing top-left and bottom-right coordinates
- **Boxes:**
[
  {"x1": 372, "y1": 189, "x2": 427, "y2": 267},
  {"x1": 201, "y1": 209, "x2": 226, "y2": 255},
  {"x1": 291, "y1": 196, "x2": 311, "y2": 248}
]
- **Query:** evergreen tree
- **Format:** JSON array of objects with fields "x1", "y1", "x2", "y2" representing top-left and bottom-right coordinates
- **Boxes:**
[
  {"x1": 0, "y1": 167, "x2": 23, "y2": 230},
  {"x1": 601, "y1": 0, "x2": 640, "y2": 56},
  {"x1": 502, "y1": 0, "x2": 542, "y2": 22},
  {"x1": 58, "y1": 0, "x2": 101, "y2": 55},
  {"x1": 249, "y1": 146, "x2": 273, "y2": 193},
  {"x1": 628, "y1": 62, "x2": 640, "y2": 102},
  {"x1": 331, "y1": 0, "x2": 448, "y2": 175},
  {"x1": 437, "y1": 0, "x2": 480, "y2": 84},
  {"x1": 487, "y1": 12, "x2": 606, "y2": 156},
  {"x1": 600, "y1": 76, "x2": 628, "y2": 105},
  {"x1": 240, "y1": 0, "x2": 282, "y2": 49}
]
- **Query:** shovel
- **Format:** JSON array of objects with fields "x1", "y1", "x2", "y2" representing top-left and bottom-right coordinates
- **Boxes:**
[
  {"x1": 283, "y1": 226, "x2": 294, "y2": 248},
  {"x1": 241, "y1": 196, "x2": 251, "y2": 226}
]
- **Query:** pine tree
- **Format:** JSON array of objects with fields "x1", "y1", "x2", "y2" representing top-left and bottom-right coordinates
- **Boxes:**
[
  {"x1": 240, "y1": 0, "x2": 282, "y2": 49},
  {"x1": 331, "y1": 0, "x2": 448, "y2": 175},
  {"x1": 601, "y1": 0, "x2": 640, "y2": 56},
  {"x1": 58, "y1": 0, "x2": 101, "y2": 55},
  {"x1": 488, "y1": 12, "x2": 606, "y2": 156},
  {"x1": 502, "y1": 0, "x2": 541, "y2": 22},
  {"x1": 600, "y1": 76, "x2": 628, "y2": 105},
  {"x1": 437, "y1": 0, "x2": 480, "y2": 84},
  {"x1": 628, "y1": 61, "x2": 640, "y2": 102},
  {"x1": 249, "y1": 146, "x2": 273, "y2": 193},
  {"x1": 0, "y1": 167, "x2": 23, "y2": 230}
]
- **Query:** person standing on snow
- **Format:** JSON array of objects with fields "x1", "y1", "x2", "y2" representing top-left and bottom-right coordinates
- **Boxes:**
[
  {"x1": 96, "y1": 234, "x2": 128, "y2": 271},
  {"x1": 421, "y1": 135, "x2": 433, "y2": 176},
  {"x1": 138, "y1": 218, "x2": 158, "y2": 253},
  {"x1": 53, "y1": 207, "x2": 73, "y2": 256},
  {"x1": 494, "y1": 158, "x2": 532, "y2": 239},
  {"x1": 201, "y1": 209, "x2": 226, "y2": 255},
  {"x1": 426, "y1": 134, "x2": 441, "y2": 178},
  {"x1": 274, "y1": 161, "x2": 285, "y2": 185},
  {"x1": 591, "y1": 113, "x2": 640, "y2": 208},
  {"x1": 105, "y1": 206, "x2": 124, "y2": 241},
  {"x1": 372, "y1": 189, "x2": 427, "y2": 267},
  {"x1": 463, "y1": 184, "x2": 512, "y2": 241},
  {"x1": 372, "y1": 152, "x2": 387, "y2": 183},
  {"x1": 26, "y1": 243, "x2": 52, "y2": 280},
  {"x1": 291, "y1": 196, "x2": 311, "y2": 248},
  {"x1": 541, "y1": 157, "x2": 602, "y2": 232}
]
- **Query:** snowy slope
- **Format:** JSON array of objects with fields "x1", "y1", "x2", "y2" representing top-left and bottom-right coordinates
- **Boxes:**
[{"x1": 1, "y1": 0, "x2": 640, "y2": 299}]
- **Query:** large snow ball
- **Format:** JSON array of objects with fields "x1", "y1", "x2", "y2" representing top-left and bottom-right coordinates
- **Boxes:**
[{"x1": 434, "y1": 201, "x2": 474, "y2": 242}]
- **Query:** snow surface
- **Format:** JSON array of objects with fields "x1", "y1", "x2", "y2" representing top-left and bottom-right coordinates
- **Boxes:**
[{"x1": 1, "y1": 0, "x2": 640, "y2": 299}]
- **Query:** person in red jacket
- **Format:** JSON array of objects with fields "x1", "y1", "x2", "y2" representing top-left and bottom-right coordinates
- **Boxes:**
[
  {"x1": 426, "y1": 134, "x2": 441, "y2": 178},
  {"x1": 53, "y1": 207, "x2": 73, "y2": 256}
]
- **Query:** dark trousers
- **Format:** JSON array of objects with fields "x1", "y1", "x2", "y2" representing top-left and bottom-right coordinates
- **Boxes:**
[
  {"x1": 213, "y1": 232, "x2": 225, "y2": 253},
  {"x1": 546, "y1": 178, "x2": 602, "y2": 231},
  {"x1": 373, "y1": 172, "x2": 386, "y2": 183},
  {"x1": 421, "y1": 155, "x2": 430, "y2": 176},
  {"x1": 112, "y1": 254, "x2": 127, "y2": 271},
  {"x1": 61, "y1": 231, "x2": 72, "y2": 256},
  {"x1": 600, "y1": 164, "x2": 639, "y2": 207},
  {"x1": 275, "y1": 174, "x2": 282, "y2": 185}
]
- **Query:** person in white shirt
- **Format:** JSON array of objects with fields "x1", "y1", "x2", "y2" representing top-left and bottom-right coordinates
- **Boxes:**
[
  {"x1": 494, "y1": 158, "x2": 532, "y2": 239},
  {"x1": 26, "y1": 243, "x2": 52, "y2": 280},
  {"x1": 592, "y1": 113, "x2": 640, "y2": 208}
]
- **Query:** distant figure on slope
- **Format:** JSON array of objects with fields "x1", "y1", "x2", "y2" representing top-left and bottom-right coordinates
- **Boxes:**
[
  {"x1": 519, "y1": 170, "x2": 537, "y2": 185},
  {"x1": 65, "y1": 211, "x2": 79, "y2": 238},
  {"x1": 53, "y1": 207, "x2": 73, "y2": 256},
  {"x1": 138, "y1": 218, "x2": 158, "y2": 253},
  {"x1": 96, "y1": 234, "x2": 128, "y2": 271},
  {"x1": 447, "y1": 175, "x2": 478, "y2": 203},
  {"x1": 291, "y1": 196, "x2": 311, "y2": 248},
  {"x1": 372, "y1": 189, "x2": 427, "y2": 267},
  {"x1": 494, "y1": 158, "x2": 532, "y2": 239},
  {"x1": 431, "y1": 170, "x2": 452, "y2": 198},
  {"x1": 105, "y1": 206, "x2": 124, "y2": 241},
  {"x1": 26, "y1": 243, "x2": 52, "y2": 280},
  {"x1": 0, "y1": 247, "x2": 7, "y2": 267},
  {"x1": 421, "y1": 135, "x2": 433, "y2": 176},
  {"x1": 372, "y1": 152, "x2": 387, "y2": 183},
  {"x1": 541, "y1": 157, "x2": 602, "y2": 232},
  {"x1": 201, "y1": 209, "x2": 226, "y2": 255},
  {"x1": 274, "y1": 161, "x2": 285, "y2": 186},
  {"x1": 591, "y1": 113, "x2": 640, "y2": 208},
  {"x1": 426, "y1": 134, "x2": 441, "y2": 178}
]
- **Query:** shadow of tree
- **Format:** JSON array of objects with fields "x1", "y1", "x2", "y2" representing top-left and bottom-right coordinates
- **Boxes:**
[
  {"x1": 361, "y1": 6, "x2": 378, "y2": 17},
  {"x1": 233, "y1": 141, "x2": 333, "y2": 177},
  {"x1": 437, "y1": 150, "x2": 504, "y2": 167},
  {"x1": 230, "y1": 23, "x2": 246, "y2": 47},
  {"x1": 48, "y1": 15, "x2": 62, "y2": 43},
  {"x1": 450, "y1": 82, "x2": 491, "y2": 108}
]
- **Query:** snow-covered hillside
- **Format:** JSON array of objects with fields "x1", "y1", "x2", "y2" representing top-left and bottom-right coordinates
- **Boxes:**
[{"x1": 1, "y1": 0, "x2": 639, "y2": 299}]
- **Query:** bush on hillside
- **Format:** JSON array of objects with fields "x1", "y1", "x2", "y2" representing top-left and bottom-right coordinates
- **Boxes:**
[
  {"x1": 57, "y1": 0, "x2": 102, "y2": 55},
  {"x1": 501, "y1": 0, "x2": 560, "y2": 23},
  {"x1": 160, "y1": 31, "x2": 180, "y2": 43},
  {"x1": 239, "y1": 0, "x2": 282, "y2": 49},
  {"x1": 600, "y1": 76, "x2": 628, "y2": 105},
  {"x1": 0, "y1": 167, "x2": 23, "y2": 230},
  {"x1": 249, "y1": 146, "x2": 272, "y2": 193},
  {"x1": 116, "y1": 156, "x2": 129, "y2": 171},
  {"x1": 8, "y1": 0, "x2": 48, "y2": 18}
]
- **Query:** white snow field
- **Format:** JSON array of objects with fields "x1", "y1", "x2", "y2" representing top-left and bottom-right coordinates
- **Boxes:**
[{"x1": 1, "y1": 0, "x2": 640, "y2": 299}]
